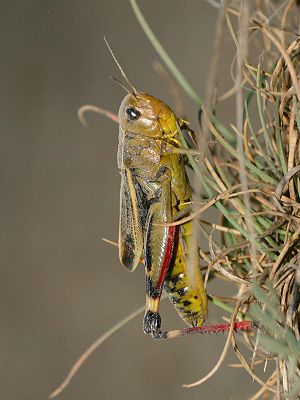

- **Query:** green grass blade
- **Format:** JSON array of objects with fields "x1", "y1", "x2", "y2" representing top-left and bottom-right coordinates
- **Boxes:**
[
  {"x1": 274, "y1": 94, "x2": 287, "y2": 174},
  {"x1": 256, "y1": 64, "x2": 279, "y2": 166},
  {"x1": 209, "y1": 121, "x2": 277, "y2": 184},
  {"x1": 130, "y1": 0, "x2": 203, "y2": 106}
]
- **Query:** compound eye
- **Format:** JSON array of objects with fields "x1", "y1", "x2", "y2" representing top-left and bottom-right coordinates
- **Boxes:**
[{"x1": 126, "y1": 107, "x2": 141, "y2": 121}]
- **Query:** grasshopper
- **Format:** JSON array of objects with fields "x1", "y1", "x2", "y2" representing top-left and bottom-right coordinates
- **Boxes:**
[
  {"x1": 107, "y1": 46, "x2": 208, "y2": 339},
  {"x1": 118, "y1": 89, "x2": 209, "y2": 339},
  {"x1": 106, "y1": 41, "x2": 253, "y2": 340}
]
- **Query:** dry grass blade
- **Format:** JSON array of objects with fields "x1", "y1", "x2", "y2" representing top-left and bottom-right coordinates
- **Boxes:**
[
  {"x1": 77, "y1": 105, "x2": 118, "y2": 126},
  {"x1": 182, "y1": 301, "x2": 243, "y2": 388},
  {"x1": 231, "y1": 334, "x2": 277, "y2": 395},
  {"x1": 49, "y1": 302, "x2": 149, "y2": 398}
]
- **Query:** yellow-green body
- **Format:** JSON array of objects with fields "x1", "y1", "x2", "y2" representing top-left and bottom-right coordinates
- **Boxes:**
[{"x1": 118, "y1": 92, "x2": 207, "y2": 336}]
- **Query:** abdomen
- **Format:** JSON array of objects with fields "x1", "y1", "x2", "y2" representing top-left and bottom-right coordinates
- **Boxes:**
[{"x1": 164, "y1": 220, "x2": 208, "y2": 327}]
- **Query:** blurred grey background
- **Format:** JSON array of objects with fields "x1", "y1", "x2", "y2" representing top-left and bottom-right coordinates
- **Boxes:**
[{"x1": 1, "y1": 1, "x2": 262, "y2": 399}]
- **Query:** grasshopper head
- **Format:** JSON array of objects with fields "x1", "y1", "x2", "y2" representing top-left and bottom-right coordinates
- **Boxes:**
[{"x1": 118, "y1": 93, "x2": 179, "y2": 139}]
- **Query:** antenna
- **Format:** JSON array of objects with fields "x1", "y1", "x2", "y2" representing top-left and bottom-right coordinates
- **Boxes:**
[
  {"x1": 111, "y1": 76, "x2": 135, "y2": 96},
  {"x1": 104, "y1": 36, "x2": 137, "y2": 94}
]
